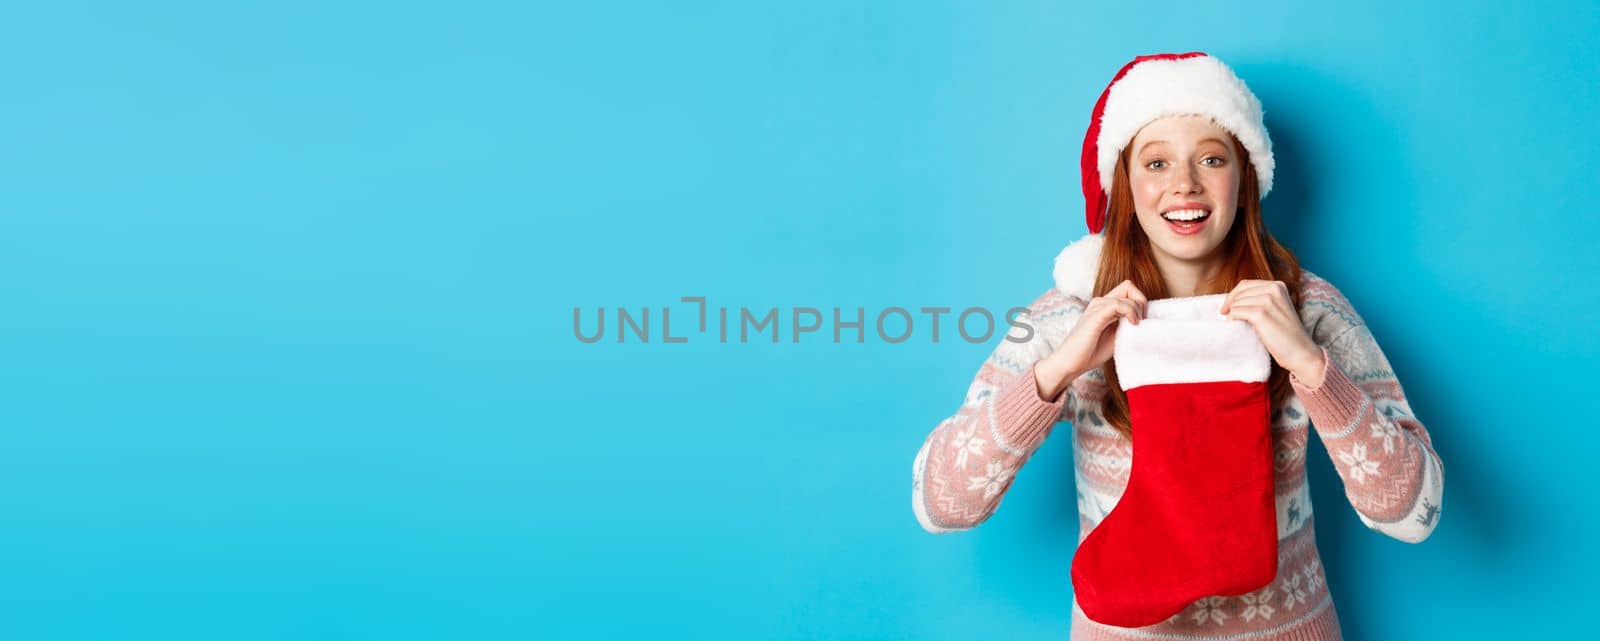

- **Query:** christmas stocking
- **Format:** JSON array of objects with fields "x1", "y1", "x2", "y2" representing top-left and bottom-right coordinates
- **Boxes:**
[{"x1": 1070, "y1": 293, "x2": 1278, "y2": 628}]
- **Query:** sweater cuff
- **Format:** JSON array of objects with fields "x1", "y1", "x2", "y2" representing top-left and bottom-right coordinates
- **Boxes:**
[
  {"x1": 991, "y1": 365, "x2": 1068, "y2": 453},
  {"x1": 1290, "y1": 345, "x2": 1369, "y2": 438}
]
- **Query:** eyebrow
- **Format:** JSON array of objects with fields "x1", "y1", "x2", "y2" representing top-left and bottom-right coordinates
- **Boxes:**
[{"x1": 1137, "y1": 137, "x2": 1229, "y2": 155}]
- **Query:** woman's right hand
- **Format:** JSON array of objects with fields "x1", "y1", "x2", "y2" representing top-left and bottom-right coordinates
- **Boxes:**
[{"x1": 1033, "y1": 280, "x2": 1149, "y2": 400}]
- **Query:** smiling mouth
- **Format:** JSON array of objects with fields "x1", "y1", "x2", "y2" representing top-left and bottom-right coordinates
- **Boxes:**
[
  {"x1": 1160, "y1": 208, "x2": 1211, "y2": 233},
  {"x1": 1160, "y1": 208, "x2": 1211, "y2": 223}
]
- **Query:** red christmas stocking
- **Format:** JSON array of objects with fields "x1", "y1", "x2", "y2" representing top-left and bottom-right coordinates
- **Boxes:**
[{"x1": 1069, "y1": 293, "x2": 1278, "y2": 628}]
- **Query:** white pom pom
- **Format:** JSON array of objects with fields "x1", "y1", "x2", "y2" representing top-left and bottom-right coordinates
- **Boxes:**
[{"x1": 1052, "y1": 232, "x2": 1104, "y2": 301}]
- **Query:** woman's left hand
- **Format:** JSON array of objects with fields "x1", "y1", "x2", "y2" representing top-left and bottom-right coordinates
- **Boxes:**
[{"x1": 1218, "y1": 280, "x2": 1327, "y2": 387}]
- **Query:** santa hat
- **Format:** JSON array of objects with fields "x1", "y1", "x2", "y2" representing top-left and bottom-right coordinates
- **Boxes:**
[{"x1": 1055, "y1": 52, "x2": 1274, "y2": 300}]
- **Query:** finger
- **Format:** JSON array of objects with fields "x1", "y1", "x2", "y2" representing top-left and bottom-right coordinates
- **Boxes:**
[
  {"x1": 1106, "y1": 280, "x2": 1131, "y2": 303},
  {"x1": 1224, "y1": 298, "x2": 1273, "y2": 322},
  {"x1": 1113, "y1": 297, "x2": 1140, "y2": 325},
  {"x1": 1092, "y1": 294, "x2": 1137, "y2": 323},
  {"x1": 1088, "y1": 298, "x2": 1122, "y2": 327},
  {"x1": 1220, "y1": 280, "x2": 1264, "y2": 313},
  {"x1": 1226, "y1": 295, "x2": 1272, "y2": 317},
  {"x1": 1248, "y1": 293, "x2": 1291, "y2": 319},
  {"x1": 1231, "y1": 294, "x2": 1272, "y2": 308},
  {"x1": 1124, "y1": 284, "x2": 1148, "y2": 319},
  {"x1": 1112, "y1": 279, "x2": 1148, "y2": 318},
  {"x1": 1220, "y1": 282, "x2": 1240, "y2": 313}
]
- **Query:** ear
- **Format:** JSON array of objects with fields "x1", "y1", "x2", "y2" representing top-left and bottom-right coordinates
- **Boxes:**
[{"x1": 1052, "y1": 232, "x2": 1104, "y2": 301}]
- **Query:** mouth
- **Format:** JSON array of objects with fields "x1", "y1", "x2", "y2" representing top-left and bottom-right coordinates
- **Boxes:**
[{"x1": 1160, "y1": 208, "x2": 1211, "y2": 235}]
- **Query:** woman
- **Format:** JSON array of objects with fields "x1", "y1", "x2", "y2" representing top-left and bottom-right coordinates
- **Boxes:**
[{"x1": 910, "y1": 52, "x2": 1444, "y2": 640}]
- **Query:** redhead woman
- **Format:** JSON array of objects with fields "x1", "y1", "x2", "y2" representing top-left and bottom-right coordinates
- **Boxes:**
[{"x1": 910, "y1": 52, "x2": 1443, "y2": 640}]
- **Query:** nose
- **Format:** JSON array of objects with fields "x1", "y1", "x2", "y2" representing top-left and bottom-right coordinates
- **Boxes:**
[{"x1": 1174, "y1": 162, "x2": 1202, "y2": 194}]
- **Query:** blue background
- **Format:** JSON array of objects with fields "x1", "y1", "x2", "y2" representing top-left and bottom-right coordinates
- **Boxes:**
[{"x1": 3, "y1": 1, "x2": 1595, "y2": 639}]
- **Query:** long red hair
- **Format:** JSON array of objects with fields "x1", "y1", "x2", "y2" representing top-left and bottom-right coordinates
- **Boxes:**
[{"x1": 1095, "y1": 134, "x2": 1305, "y2": 440}]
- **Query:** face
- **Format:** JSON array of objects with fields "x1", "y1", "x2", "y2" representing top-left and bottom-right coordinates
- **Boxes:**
[{"x1": 1127, "y1": 114, "x2": 1243, "y2": 263}]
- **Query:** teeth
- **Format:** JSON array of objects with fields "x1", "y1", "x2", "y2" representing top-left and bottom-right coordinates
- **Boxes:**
[{"x1": 1162, "y1": 208, "x2": 1210, "y2": 221}]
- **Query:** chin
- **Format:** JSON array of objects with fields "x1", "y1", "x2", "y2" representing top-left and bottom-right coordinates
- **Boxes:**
[{"x1": 1153, "y1": 239, "x2": 1223, "y2": 261}]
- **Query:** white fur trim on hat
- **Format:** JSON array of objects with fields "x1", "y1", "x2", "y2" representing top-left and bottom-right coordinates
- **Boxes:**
[
  {"x1": 1112, "y1": 293, "x2": 1271, "y2": 390},
  {"x1": 1096, "y1": 56, "x2": 1274, "y2": 199}
]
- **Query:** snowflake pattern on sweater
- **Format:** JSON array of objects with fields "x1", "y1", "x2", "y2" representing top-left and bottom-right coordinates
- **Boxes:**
[{"x1": 911, "y1": 269, "x2": 1444, "y2": 641}]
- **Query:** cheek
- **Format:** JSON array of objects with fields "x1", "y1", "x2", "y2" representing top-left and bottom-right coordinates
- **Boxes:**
[
  {"x1": 1131, "y1": 175, "x2": 1164, "y2": 202},
  {"x1": 1210, "y1": 171, "x2": 1241, "y2": 201},
  {"x1": 1216, "y1": 208, "x2": 1238, "y2": 229}
]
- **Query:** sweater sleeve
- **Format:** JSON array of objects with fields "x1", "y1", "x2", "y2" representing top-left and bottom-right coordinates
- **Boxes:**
[
  {"x1": 911, "y1": 289, "x2": 1081, "y2": 533},
  {"x1": 1289, "y1": 324, "x2": 1445, "y2": 543}
]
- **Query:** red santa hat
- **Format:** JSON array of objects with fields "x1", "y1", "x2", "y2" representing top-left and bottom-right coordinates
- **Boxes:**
[{"x1": 1054, "y1": 52, "x2": 1274, "y2": 300}]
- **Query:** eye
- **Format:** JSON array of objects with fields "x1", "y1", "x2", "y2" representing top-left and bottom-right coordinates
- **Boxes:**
[
  {"x1": 1144, "y1": 160, "x2": 1167, "y2": 170},
  {"x1": 1202, "y1": 156, "x2": 1227, "y2": 167}
]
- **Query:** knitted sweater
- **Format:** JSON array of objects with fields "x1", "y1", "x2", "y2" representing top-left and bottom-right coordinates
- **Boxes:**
[{"x1": 910, "y1": 234, "x2": 1445, "y2": 640}]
